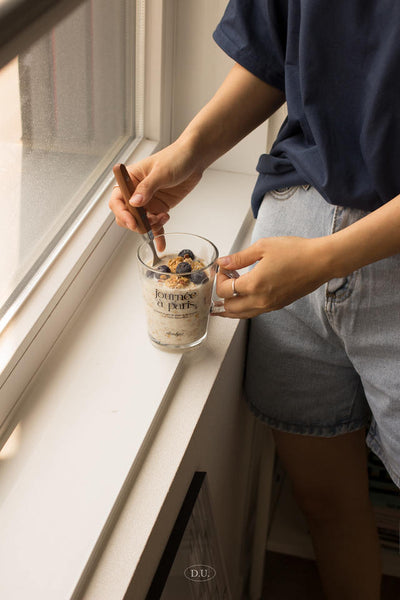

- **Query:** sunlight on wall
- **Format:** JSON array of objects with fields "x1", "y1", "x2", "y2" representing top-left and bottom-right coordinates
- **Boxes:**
[{"x1": 0, "y1": 423, "x2": 21, "y2": 460}]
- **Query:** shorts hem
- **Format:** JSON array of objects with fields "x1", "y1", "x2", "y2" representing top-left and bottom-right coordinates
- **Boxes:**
[
  {"x1": 246, "y1": 398, "x2": 369, "y2": 437},
  {"x1": 366, "y1": 434, "x2": 400, "y2": 489}
]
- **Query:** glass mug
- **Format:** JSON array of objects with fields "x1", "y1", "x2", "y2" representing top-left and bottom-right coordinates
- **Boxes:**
[{"x1": 137, "y1": 233, "x2": 219, "y2": 350}]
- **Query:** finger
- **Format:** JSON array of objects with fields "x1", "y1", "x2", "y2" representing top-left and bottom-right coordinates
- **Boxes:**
[
  {"x1": 223, "y1": 282, "x2": 265, "y2": 315},
  {"x1": 223, "y1": 294, "x2": 251, "y2": 315},
  {"x1": 210, "y1": 297, "x2": 255, "y2": 319},
  {"x1": 150, "y1": 215, "x2": 168, "y2": 250},
  {"x1": 153, "y1": 227, "x2": 166, "y2": 252},
  {"x1": 115, "y1": 209, "x2": 138, "y2": 231},
  {"x1": 219, "y1": 267, "x2": 240, "y2": 279},
  {"x1": 128, "y1": 165, "x2": 167, "y2": 207},
  {"x1": 146, "y1": 212, "x2": 169, "y2": 251},
  {"x1": 218, "y1": 242, "x2": 263, "y2": 271},
  {"x1": 108, "y1": 186, "x2": 126, "y2": 213},
  {"x1": 147, "y1": 212, "x2": 169, "y2": 227},
  {"x1": 215, "y1": 271, "x2": 232, "y2": 297},
  {"x1": 217, "y1": 271, "x2": 252, "y2": 299},
  {"x1": 115, "y1": 215, "x2": 136, "y2": 230},
  {"x1": 109, "y1": 188, "x2": 138, "y2": 230}
]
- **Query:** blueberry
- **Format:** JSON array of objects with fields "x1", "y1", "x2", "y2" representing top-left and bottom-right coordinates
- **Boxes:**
[
  {"x1": 155, "y1": 264, "x2": 171, "y2": 279},
  {"x1": 191, "y1": 271, "x2": 209, "y2": 284},
  {"x1": 146, "y1": 269, "x2": 154, "y2": 278},
  {"x1": 157, "y1": 265, "x2": 171, "y2": 273},
  {"x1": 178, "y1": 249, "x2": 195, "y2": 260},
  {"x1": 176, "y1": 261, "x2": 192, "y2": 275}
]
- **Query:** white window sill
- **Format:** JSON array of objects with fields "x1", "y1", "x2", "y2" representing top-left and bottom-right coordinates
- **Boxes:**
[
  {"x1": 0, "y1": 168, "x2": 256, "y2": 600},
  {"x1": 0, "y1": 137, "x2": 159, "y2": 432}
]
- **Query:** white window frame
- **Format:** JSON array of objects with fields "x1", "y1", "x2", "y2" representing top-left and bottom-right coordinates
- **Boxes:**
[{"x1": 0, "y1": 0, "x2": 176, "y2": 444}]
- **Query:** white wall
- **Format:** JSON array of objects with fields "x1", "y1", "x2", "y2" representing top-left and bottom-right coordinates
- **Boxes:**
[
  {"x1": 171, "y1": 0, "x2": 269, "y2": 175},
  {"x1": 267, "y1": 104, "x2": 287, "y2": 152}
]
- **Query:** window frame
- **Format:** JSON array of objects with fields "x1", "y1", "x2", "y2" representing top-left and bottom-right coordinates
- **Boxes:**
[{"x1": 0, "y1": 0, "x2": 176, "y2": 445}]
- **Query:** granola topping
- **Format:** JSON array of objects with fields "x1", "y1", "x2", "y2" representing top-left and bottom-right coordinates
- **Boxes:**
[{"x1": 155, "y1": 253, "x2": 206, "y2": 288}]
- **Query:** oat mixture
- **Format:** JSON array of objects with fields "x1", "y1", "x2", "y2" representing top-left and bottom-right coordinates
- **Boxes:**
[{"x1": 142, "y1": 249, "x2": 212, "y2": 348}]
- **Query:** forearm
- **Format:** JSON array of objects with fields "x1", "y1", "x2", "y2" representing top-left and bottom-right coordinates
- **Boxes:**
[
  {"x1": 323, "y1": 194, "x2": 400, "y2": 278},
  {"x1": 176, "y1": 63, "x2": 285, "y2": 172}
]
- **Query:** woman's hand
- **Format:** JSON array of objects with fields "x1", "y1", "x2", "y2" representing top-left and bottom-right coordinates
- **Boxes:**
[
  {"x1": 214, "y1": 236, "x2": 333, "y2": 318},
  {"x1": 109, "y1": 63, "x2": 285, "y2": 243},
  {"x1": 108, "y1": 140, "x2": 203, "y2": 239}
]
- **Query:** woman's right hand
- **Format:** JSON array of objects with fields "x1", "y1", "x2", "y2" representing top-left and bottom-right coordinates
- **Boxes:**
[
  {"x1": 108, "y1": 140, "x2": 203, "y2": 239},
  {"x1": 109, "y1": 62, "x2": 286, "y2": 240}
]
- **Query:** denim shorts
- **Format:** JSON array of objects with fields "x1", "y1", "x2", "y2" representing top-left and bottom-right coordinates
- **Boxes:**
[{"x1": 244, "y1": 185, "x2": 400, "y2": 488}]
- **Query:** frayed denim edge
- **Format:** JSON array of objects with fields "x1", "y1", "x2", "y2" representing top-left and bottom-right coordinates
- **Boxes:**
[{"x1": 245, "y1": 397, "x2": 369, "y2": 438}]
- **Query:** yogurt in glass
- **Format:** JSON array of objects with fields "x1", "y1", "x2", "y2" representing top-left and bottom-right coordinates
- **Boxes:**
[{"x1": 137, "y1": 233, "x2": 219, "y2": 350}]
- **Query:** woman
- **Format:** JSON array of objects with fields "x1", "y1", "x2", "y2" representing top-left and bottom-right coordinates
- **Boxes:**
[{"x1": 109, "y1": 1, "x2": 400, "y2": 597}]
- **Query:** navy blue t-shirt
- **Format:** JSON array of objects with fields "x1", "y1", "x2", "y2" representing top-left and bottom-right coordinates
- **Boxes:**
[{"x1": 213, "y1": 0, "x2": 400, "y2": 217}]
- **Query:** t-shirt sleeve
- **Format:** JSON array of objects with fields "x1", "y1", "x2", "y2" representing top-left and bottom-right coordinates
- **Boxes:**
[{"x1": 213, "y1": 0, "x2": 285, "y2": 92}]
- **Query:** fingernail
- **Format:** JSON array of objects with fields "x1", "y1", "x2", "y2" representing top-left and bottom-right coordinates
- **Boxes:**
[
  {"x1": 129, "y1": 193, "x2": 144, "y2": 206},
  {"x1": 219, "y1": 256, "x2": 230, "y2": 266}
]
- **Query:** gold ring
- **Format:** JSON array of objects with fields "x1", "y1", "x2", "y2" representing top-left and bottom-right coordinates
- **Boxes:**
[
  {"x1": 232, "y1": 278, "x2": 239, "y2": 297},
  {"x1": 113, "y1": 184, "x2": 120, "y2": 189}
]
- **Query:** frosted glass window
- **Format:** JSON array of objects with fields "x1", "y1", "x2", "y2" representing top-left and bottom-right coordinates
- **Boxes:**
[{"x1": 0, "y1": 0, "x2": 137, "y2": 325}]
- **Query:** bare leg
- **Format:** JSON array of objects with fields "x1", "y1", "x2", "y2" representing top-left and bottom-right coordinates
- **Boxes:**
[{"x1": 272, "y1": 427, "x2": 381, "y2": 600}]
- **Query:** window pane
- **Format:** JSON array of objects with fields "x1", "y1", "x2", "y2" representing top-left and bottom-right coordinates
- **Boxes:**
[{"x1": 0, "y1": 0, "x2": 136, "y2": 323}]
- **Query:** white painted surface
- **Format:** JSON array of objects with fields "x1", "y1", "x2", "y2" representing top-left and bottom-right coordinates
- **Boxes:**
[{"x1": 0, "y1": 169, "x2": 257, "y2": 600}]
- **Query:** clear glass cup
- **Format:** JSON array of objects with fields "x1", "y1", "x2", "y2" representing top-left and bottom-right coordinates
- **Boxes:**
[{"x1": 137, "y1": 233, "x2": 219, "y2": 350}]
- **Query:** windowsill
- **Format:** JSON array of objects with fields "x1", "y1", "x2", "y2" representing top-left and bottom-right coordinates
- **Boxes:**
[
  {"x1": 0, "y1": 168, "x2": 256, "y2": 599},
  {"x1": 0, "y1": 137, "x2": 158, "y2": 437}
]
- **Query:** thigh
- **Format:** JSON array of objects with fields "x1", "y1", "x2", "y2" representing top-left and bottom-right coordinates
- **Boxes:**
[{"x1": 271, "y1": 427, "x2": 371, "y2": 513}]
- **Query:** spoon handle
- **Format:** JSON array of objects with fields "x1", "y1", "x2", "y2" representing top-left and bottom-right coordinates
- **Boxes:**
[{"x1": 112, "y1": 163, "x2": 151, "y2": 235}]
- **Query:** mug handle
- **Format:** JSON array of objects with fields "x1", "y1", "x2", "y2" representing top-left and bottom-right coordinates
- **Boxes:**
[{"x1": 210, "y1": 267, "x2": 240, "y2": 314}]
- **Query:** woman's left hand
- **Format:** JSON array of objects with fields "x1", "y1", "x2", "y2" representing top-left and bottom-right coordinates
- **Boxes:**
[{"x1": 214, "y1": 236, "x2": 334, "y2": 318}]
